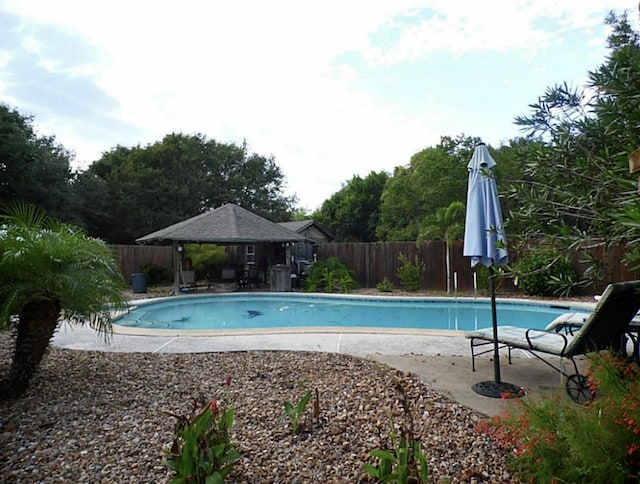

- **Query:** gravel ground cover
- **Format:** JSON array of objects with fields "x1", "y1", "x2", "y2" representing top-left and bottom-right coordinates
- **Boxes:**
[{"x1": 0, "y1": 327, "x2": 519, "y2": 483}]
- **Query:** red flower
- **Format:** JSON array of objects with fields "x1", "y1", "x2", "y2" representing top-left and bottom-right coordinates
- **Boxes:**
[
  {"x1": 209, "y1": 398, "x2": 219, "y2": 415},
  {"x1": 501, "y1": 391, "x2": 514, "y2": 400},
  {"x1": 226, "y1": 376, "x2": 232, "y2": 387}
]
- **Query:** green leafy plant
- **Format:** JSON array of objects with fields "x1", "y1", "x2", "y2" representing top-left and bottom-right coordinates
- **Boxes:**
[
  {"x1": 376, "y1": 277, "x2": 395, "y2": 292},
  {"x1": 476, "y1": 354, "x2": 640, "y2": 483},
  {"x1": 303, "y1": 257, "x2": 357, "y2": 293},
  {"x1": 337, "y1": 272, "x2": 357, "y2": 293},
  {"x1": 364, "y1": 416, "x2": 429, "y2": 483},
  {"x1": 580, "y1": 250, "x2": 606, "y2": 290},
  {"x1": 140, "y1": 262, "x2": 173, "y2": 286},
  {"x1": 511, "y1": 244, "x2": 578, "y2": 297},
  {"x1": 363, "y1": 380, "x2": 429, "y2": 483},
  {"x1": 185, "y1": 244, "x2": 227, "y2": 275},
  {"x1": 284, "y1": 389, "x2": 313, "y2": 434},
  {"x1": 165, "y1": 379, "x2": 241, "y2": 483},
  {"x1": 396, "y1": 253, "x2": 425, "y2": 292}
]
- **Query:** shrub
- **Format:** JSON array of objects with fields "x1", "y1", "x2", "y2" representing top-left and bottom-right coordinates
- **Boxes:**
[
  {"x1": 185, "y1": 244, "x2": 227, "y2": 274},
  {"x1": 376, "y1": 277, "x2": 395, "y2": 292},
  {"x1": 140, "y1": 262, "x2": 173, "y2": 286},
  {"x1": 477, "y1": 354, "x2": 640, "y2": 483},
  {"x1": 473, "y1": 265, "x2": 508, "y2": 294},
  {"x1": 396, "y1": 253, "x2": 424, "y2": 292},
  {"x1": 303, "y1": 257, "x2": 357, "y2": 293},
  {"x1": 512, "y1": 245, "x2": 578, "y2": 297}
]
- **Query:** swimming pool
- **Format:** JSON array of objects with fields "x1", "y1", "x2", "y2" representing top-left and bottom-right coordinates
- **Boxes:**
[{"x1": 113, "y1": 293, "x2": 592, "y2": 334}]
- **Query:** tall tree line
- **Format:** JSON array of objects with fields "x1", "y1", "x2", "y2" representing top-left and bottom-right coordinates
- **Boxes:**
[
  {"x1": 313, "y1": 134, "x2": 523, "y2": 243},
  {"x1": 0, "y1": 106, "x2": 73, "y2": 221},
  {"x1": 84, "y1": 134, "x2": 294, "y2": 243},
  {"x1": 0, "y1": 114, "x2": 295, "y2": 243}
]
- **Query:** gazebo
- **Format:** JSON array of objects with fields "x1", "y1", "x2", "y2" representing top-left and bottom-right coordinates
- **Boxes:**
[{"x1": 136, "y1": 203, "x2": 306, "y2": 293}]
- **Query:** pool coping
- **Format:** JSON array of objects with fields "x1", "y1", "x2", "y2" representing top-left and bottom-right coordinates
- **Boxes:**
[
  {"x1": 111, "y1": 292, "x2": 596, "y2": 337},
  {"x1": 111, "y1": 324, "x2": 465, "y2": 337}
]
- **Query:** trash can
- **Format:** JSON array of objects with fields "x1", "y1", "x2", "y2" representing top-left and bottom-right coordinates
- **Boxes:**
[
  {"x1": 131, "y1": 272, "x2": 147, "y2": 293},
  {"x1": 270, "y1": 265, "x2": 291, "y2": 292}
]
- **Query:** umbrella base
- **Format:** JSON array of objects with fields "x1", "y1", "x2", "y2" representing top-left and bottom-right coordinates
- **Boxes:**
[{"x1": 471, "y1": 380, "x2": 524, "y2": 399}]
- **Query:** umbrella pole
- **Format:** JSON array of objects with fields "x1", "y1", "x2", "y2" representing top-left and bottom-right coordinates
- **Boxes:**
[
  {"x1": 489, "y1": 266, "x2": 502, "y2": 384},
  {"x1": 471, "y1": 266, "x2": 524, "y2": 398}
]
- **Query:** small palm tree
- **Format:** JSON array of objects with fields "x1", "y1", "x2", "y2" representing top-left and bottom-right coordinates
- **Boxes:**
[
  {"x1": 0, "y1": 204, "x2": 127, "y2": 398},
  {"x1": 417, "y1": 201, "x2": 465, "y2": 293}
]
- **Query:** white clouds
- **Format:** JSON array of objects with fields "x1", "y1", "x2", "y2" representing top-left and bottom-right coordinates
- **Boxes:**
[
  {"x1": 0, "y1": 0, "x2": 637, "y2": 210},
  {"x1": 359, "y1": 0, "x2": 636, "y2": 65}
]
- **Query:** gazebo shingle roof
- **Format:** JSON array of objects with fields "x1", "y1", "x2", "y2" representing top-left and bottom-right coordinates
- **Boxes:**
[{"x1": 136, "y1": 203, "x2": 305, "y2": 244}]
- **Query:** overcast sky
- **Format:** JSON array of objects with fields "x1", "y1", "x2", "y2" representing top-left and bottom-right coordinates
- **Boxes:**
[{"x1": 1, "y1": 1, "x2": 638, "y2": 211}]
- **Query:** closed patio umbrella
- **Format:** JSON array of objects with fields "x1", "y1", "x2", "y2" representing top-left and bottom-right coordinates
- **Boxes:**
[{"x1": 463, "y1": 142, "x2": 522, "y2": 398}]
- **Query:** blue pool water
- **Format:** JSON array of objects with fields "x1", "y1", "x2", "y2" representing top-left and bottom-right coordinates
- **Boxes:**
[{"x1": 114, "y1": 293, "x2": 590, "y2": 332}]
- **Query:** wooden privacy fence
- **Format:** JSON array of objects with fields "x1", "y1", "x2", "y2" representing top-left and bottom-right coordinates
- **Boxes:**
[
  {"x1": 316, "y1": 241, "x2": 477, "y2": 292},
  {"x1": 113, "y1": 241, "x2": 638, "y2": 293},
  {"x1": 112, "y1": 244, "x2": 174, "y2": 284},
  {"x1": 316, "y1": 241, "x2": 639, "y2": 294}
]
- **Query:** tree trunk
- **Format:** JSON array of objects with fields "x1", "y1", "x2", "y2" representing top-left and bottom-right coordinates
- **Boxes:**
[{"x1": 2, "y1": 299, "x2": 61, "y2": 399}]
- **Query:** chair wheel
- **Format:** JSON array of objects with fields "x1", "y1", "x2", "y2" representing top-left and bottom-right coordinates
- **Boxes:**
[{"x1": 566, "y1": 374, "x2": 594, "y2": 404}]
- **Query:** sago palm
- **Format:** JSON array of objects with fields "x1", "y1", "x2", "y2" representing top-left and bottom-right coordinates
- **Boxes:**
[{"x1": 0, "y1": 204, "x2": 126, "y2": 398}]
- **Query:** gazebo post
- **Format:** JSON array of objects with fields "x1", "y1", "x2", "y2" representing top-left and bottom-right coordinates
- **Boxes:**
[{"x1": 173, "y1": 241, "x2": 181, "y2": 295}]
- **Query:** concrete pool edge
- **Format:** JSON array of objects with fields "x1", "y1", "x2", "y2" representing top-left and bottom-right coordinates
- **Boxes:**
[
  {"x1": 112, "y1": 292, "x2": 596, "y2": 336},
  {"x1": 53, "y1": 322, "x2": 473, "y2": 357},
  {"x1": 110, "y1": 323, "x2": 464, "y2": 337},
  {"x1": 121, "y1": 291, "x2": 597, "y2": 308}
]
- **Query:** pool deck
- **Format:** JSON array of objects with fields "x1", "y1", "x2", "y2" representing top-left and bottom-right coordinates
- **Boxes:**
[{"x1": 52, "y1": 319, "x2": 583, "y2": 417}]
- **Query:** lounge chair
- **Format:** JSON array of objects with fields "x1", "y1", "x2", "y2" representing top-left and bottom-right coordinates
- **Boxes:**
[
  {"x1": 544, "y1": 311, "x2": 640, "y2": 362},
  {"x1": 465, "y1": 280, "x2": 640, "y2": 403}
]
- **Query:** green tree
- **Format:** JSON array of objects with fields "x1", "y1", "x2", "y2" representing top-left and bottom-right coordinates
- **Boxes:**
[
  {"x1": 377, "y1": 135, "x2": 478, "y2": 241},
  {"x1": 590, "y1": 11, "x2": 640, "y2": 269},
  {"x1": 226, "y1": 147, "x2": 295, "y2": 222},
  {"x1": 290, "y1": 207, "x2": 312, "y2": 221},
  {"x1": 590, "y1": 11, "x2": 640, "y2": 152},
  {"x1": 0, "y1": 104, "x2": 74, "y2": 220},
  {"x1": 376, "y1": 164, "x2": 420, "y2": 241},
  {"x1": 0, "y1": 204, "x2": 126, "y2": 398},
  {"x1": 510, "y1": 11, "x2": 640, "y2": 280},
  {"x1": 417, "y1": 201, "x2": 465, "y2": 293},
  {"x1": 65, "y1": 171, "x2": 113, "y2": 236},
  {"x1": 314, "y1": 171, "x2": 389, "y2": 242},
  {"x1": 87, "y1": 134, "x2": 295, "y2": 243},
  {"x1": 89, "y1": 135, "x2": 212, "y2": 242},
  {"x1": 490, "y1": 137, "x2": 543, "y2": 236}
]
